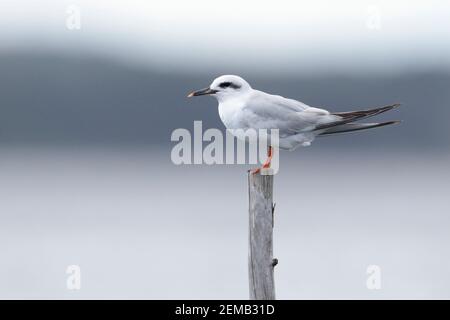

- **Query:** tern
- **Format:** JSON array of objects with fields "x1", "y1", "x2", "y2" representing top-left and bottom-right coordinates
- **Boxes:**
[{"x1": 188, "y1": 75, "x2": 400, "y2": 173}]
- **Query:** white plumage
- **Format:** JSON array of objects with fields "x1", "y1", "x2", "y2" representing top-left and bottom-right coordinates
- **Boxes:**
[{"x1": 189, "y1": 75, "x2": 400, "y2": 151}]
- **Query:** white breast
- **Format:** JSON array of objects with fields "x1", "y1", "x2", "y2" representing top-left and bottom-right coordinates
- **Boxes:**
[{"x1": 218, "y1": 98, "x2": 247, "y2": 129}]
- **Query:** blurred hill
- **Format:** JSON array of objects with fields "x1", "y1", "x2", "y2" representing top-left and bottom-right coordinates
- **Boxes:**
[{"x1": 0, "y1": 51, "x2": 449, "y2": 151}]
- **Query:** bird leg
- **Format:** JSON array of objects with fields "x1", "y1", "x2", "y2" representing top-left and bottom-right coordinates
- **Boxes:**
[
  {"x1": 251, "y1": 146, "x2": 273, "y2": 174},
  {"x1": 263, "y1": 146, "x2": 273, "y2": 168}
]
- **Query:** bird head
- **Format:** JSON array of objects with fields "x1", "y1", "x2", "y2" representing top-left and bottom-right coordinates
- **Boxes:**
[{"x1": 188, "y1": 75, "x2": 251, "y2": 101}]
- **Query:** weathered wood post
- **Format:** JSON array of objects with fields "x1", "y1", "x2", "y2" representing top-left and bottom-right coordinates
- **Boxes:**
[{"x1": 248, "y1": 169, "x2": 276, "y2": 300}]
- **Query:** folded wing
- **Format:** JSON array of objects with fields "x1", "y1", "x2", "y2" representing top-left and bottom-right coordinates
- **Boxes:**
[{"x1": 313, "y1": 103, "x2": 401, "y2": 131}]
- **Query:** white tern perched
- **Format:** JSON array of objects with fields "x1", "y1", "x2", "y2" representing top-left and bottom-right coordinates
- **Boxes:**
[{"x1": 188, "y1": 75, "x2": 400, "y2": 172}]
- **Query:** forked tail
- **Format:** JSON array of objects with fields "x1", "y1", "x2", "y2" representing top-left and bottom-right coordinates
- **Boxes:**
[
  {"x1": 315, "y1": 103, "x2": 401, "y2": 136},
  {"x1": 319, "y1": 121, "x2": 400, "y2": 136}
]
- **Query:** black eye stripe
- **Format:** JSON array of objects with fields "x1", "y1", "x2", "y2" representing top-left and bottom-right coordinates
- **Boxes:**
[{"x1": 219, "y1": 82, "x2": 241, "y2": 89}]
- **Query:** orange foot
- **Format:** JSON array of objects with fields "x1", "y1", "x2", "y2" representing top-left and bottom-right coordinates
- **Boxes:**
[{"x1": 250, "y1": 146, "x2": 273, "y2": 175}]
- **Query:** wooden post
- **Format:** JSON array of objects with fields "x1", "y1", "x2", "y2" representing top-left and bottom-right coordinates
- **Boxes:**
[{"x1": 248, "y1": 169, "x2": 276, "y2": 300}]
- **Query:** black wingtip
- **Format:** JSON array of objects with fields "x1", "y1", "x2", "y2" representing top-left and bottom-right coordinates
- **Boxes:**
[
  {"x1": 318, "y1": 120, "x2": 402, "y2": 136},
  {"x1": 318, "y1": 103, "x2": 402, "y2": 132},
  {"x1": 372, "y1": 120, "x2": 402, "y2": 128},
  {"x1": 377, "y1": 103, "x2": 401, "y2": 113},
  {"x1": 385, "y1": 120, "x2": 402, "y2": 125}
]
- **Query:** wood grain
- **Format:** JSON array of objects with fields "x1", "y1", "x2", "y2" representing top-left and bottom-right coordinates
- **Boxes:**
[{"x1": 248, "y1": 169, "x2": 276, "y2": 300}]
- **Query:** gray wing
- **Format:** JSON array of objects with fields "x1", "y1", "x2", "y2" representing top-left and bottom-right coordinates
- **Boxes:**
[
  {"x1": 240, "y1": 91, "x2": 337, "y2": 137},
  {"x1": 314, "y1": 103, "x2": 401, "y2": 130}
]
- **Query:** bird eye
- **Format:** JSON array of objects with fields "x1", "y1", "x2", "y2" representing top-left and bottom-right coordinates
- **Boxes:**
[
  {"x1": 218, "y1": 82, "x2": 241, "y2": 89},
  {"x1": 219, "y1": 82, "x2": 232, "y2": 88}
]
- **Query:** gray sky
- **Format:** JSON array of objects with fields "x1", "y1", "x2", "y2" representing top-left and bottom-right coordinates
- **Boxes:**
[{"x1": 2, "y1": 0, "x2": 450, "y2": 74}]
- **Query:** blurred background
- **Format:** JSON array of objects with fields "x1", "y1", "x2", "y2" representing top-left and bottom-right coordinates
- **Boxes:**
[{"x1": 0, "y1": 0, "x2": 449, "y2": 299}]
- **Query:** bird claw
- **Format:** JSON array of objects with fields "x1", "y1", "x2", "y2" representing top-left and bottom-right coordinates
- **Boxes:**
[{"x1": 250, "y1": 162, "x2": 271, "y2": 175}]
